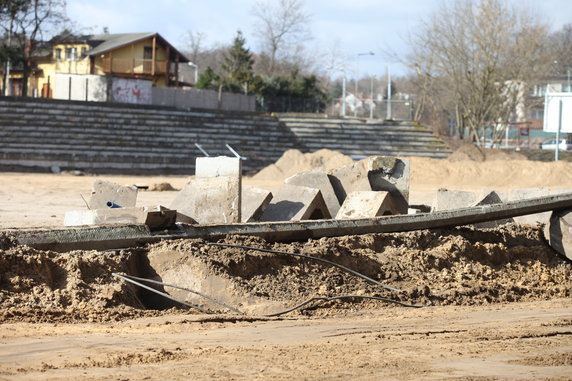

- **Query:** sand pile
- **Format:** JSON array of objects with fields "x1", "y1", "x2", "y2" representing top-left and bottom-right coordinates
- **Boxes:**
[
  {"x1": 3, "y1": 224, "x2": 568, "y2": 322},
  {"x1": 253, "y1": 149, "x2": 353, "y2": 181}
]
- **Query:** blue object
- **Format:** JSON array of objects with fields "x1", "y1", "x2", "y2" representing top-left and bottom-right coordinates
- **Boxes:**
[{"x1": 106, "y1": 201, "x2": 123, "y2": 208}]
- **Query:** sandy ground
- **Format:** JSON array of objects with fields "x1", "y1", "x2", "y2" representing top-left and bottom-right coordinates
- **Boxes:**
[
  {"x1": 0, "y1": 299, "x2": 570, "y2": 380},
  {"x1": 1, "y1": 148, "x2": 572, "y2": 380}
]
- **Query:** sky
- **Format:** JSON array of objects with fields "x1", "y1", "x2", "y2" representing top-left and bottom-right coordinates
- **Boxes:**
[{"x1": 66, "y1": 0, "x2": 571, "y2": 78}]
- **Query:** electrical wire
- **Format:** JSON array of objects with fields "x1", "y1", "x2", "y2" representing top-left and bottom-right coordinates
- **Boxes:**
[
  {"x1": 205, "y1": 242, "x2": 402, "y2": 293},
  {"x1": 266, "y1": 294, "x2": 422, "y2": 317}
]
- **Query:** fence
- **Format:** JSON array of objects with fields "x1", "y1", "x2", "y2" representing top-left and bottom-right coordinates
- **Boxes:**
[
  {"x1": 256, "y1": 95, "x2": 326, "y2": 114},
  {"x1": 326, "y1": 98, "x2": 415, "y2": 120}
]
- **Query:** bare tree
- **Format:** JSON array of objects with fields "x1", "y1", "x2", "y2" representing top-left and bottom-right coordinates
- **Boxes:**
[
  {"x1": 1, "y1": 0, "x2": 67, "y2": 96},
  {"x1": 548, "y1": 23, "x2": 572, "y2": 78},
  {"x1": 251, "y1": 0, "x2": 311, "y2": 75},
  {"x1": 408, "y1": 0, "x2": 551, "y2": 145},
  {"x1": 181, "y1": 30, "x2": 205, "y2": 64}
]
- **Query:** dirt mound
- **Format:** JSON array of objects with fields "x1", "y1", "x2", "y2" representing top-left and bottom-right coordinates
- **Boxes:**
[
  {"x1": 448, "y1": 144, "x2": 527, "y2": 162},
  {"x1": 253, "y1": 149, "x2": 354, "y2": 181},
  {"x1": 146, "y1": 225, "x2": 569, "y2": 314},
  {"x1": 2, "y1": 224, "x2": 569, "y2": 322},
  {"x1": 0, "y1": 246, "x2": 150, "y2": 322}
]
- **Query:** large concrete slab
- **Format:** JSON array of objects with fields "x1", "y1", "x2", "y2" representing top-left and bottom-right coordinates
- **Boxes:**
[
  {"x1": 64, "y1": 206, "x2": 176, "y2": 230},
  {"x1": 170, "y1": 177, "x2": 241, "y2": 224},
  {"x1": 260, "y1": 185, "x2": 331, "y2": 222},
  {"x1": 285, "y1": 168, "x2": 341, "y2": 217},
  {"x1": 335, "y1": 191, "x2": 399, "y2": 219},
  {"x1": 18, "y1": 192, "x2": 572, "y2": 252},
  {"x1": 242, "y1": 186, "x2": 273, "y2": 222},
  {"x1": 88, "y1": 180, "x2": 137, "y2": 209},
  {"x1": 367, "y1": 157, "x2": 410, "y2": 214}
]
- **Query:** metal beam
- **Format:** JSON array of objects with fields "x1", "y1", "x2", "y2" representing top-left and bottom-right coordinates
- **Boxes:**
[{"x1": 11, "y1": 192, "x2": 572, "y2": 252}]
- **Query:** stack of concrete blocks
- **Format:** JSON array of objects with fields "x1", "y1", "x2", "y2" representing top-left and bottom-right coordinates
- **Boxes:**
[
  {"x1": 432, "y1": 189, "x2": 512, "y2": 228},
  {"x1": 171, "y1": 157, "x2": 242, "y2": 224},
  {"x1": 329, "y1": 156, "x2": 410, "y2": 219}
]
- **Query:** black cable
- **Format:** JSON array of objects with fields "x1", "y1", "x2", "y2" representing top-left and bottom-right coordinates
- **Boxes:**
[
  {"x1": 205, "y1": 242, "x2": 402, "y2": 293},
  {"x1": 112, "y1": 273, "x2": 210, "y2": 313},
  {"x1": 266, "y1": 294, "x2": 422, "y2": 317}
]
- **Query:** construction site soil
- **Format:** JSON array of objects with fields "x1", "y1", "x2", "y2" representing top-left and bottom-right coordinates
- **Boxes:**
[{"x1": 1, "y1": 145, "x2": 571, "y2": 379}]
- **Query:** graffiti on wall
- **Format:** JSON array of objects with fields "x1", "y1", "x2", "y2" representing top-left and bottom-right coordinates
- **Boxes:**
[{"x1": 111, "y1": 78, "x2": 152, "y2": 104}]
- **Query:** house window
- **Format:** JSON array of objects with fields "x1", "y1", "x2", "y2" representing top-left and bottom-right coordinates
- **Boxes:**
[
  {"x1": 531, "y1": 84, "x2": 547, "y2": 97},
  {"x1": 55, "y1": 48, "x2": 62, "y2": 61},
  {"x1": 66, "y1": 47, "x2": 77, "y2": 61},
  {"x1": 81, "y1": 47, "x2": 87, "y2": 58},
  {"x1": 143, "y1": 46, "x2": 153, "y2": 59},
  {"x1": 563, "y1": 83, "x2": 572, "y2": 93}
]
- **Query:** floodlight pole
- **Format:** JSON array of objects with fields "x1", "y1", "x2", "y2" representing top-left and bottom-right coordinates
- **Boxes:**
[
  {"x1": 341, "y1": 76, "x2": 346, "y2": 117},
  {"x1": 556, "y1": 99, "x2": 563, "y2": 161},
  {"x1": 387, "y1": 65, "x2": 392, "y2": 120}
]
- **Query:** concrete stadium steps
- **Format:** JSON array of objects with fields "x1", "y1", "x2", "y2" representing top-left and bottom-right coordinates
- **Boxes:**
[
  {"x1": 0, "y1": 97, "x2": 451, "y2": 174},
  {"x1": 0, "y1": 97, "x2": 302, "y2": 173},
  {"x1": 276, "y1": 116, "x2": 451, "y2": 159}
]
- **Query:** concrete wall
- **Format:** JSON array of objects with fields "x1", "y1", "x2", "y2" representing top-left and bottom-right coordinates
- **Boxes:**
[{"x1": 54, "y1": 75, "x2": 153, "y2": 105}]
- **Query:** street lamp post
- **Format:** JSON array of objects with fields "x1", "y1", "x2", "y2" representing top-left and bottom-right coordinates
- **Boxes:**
[{"x1": 356, "y1": 51, "x2": 374, "y2": 117}]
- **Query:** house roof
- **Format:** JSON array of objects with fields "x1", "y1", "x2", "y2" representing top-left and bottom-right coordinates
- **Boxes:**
[{"x1": 85, "y1": 33, "x2": 189, "y2": 62}]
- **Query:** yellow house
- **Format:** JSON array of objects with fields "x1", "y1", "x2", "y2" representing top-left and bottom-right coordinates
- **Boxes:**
[{"x1": 29, "y1": 32, "x2": 189, "y2": 98}]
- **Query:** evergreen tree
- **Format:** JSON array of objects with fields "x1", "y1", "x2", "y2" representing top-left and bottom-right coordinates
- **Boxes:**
[
  {"x1": 195, "y1": 66, "x2": 220, "y2": 90},
  {"x1": 221, "y1": 30, "x2": 257, "y2": 94}
]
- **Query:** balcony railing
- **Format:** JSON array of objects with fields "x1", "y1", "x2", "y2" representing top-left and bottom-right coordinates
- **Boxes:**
[{"x1": 101, "y1": 58, "x2": 169, "y2": 75}]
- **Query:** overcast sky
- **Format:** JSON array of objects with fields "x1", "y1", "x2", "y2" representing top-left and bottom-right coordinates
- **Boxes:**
[{"x1": 67, "y1": 0, "x2": 571, "y2": 77}]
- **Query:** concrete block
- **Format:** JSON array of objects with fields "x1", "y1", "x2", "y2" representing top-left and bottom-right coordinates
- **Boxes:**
[
  {"x1": 260, "y1": 185, "x2": 331, "y2": 222},
  {"x1": 328, "y1": 160, "x2": 370, "y2": 205},
  {"x1": 328, "y1": 156, "x2": 410, "y2": 214},
  {"x1": 545, "y1": 208, "x2": 572, "y2": 261},
  {"x1": 88, "y1": 180, "x2": 138, "y2": 209},
  {"x1": 433, "y1": 189, "x2": 512, "y2": 228},
  {"x1": 64, "y1": 205, "x2": 176, "y2": 230},
  {"x1": 335, "y1": 191, "x2": 399, "y2": 219},
  {"x1": 285, "y1": 168, "x2": 341, "y2": 217},
  {"x1": 242, "y1": 185, "x2": 273, "y2": 222},
  {"x1": 195, "y1": 156, "x2": 242, "y2": 178},
  {"x1": 170, "y1": 177, "x2": 241, "y2": 224},
  {"x1": 367, "y1": 157, "x2": 410, "y2": 214}
]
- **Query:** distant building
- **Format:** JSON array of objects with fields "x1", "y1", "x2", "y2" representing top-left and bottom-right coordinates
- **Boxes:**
[{"x1": 3, "y1": 32, "x2": 189, "y2": 97}]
